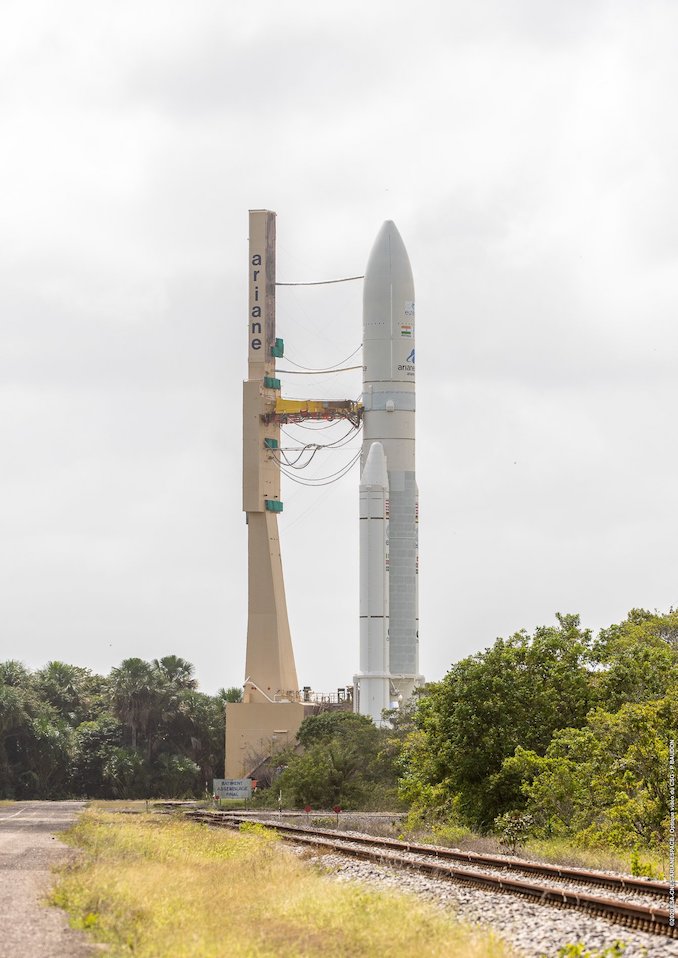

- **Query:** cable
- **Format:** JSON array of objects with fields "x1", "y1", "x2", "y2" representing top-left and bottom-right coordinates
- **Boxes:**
[
  {"x1": 278, "y1": 445, "x2": 320, "y2": 468},
  {"x1": 277, "y1": 365, "x2": 362, "y2": 375},
  {"x1": 280, "y1": 449, "x2": 361, "y2": 486},
  {"x1": 277, "y1": 446, "x2": 321, "y2": 470},
  {"x1": 283, "y1": 345, "x2": 362, "y2": 372},
  {"x1": 281, "y1": 460, "x2": 360, "y2": 488},
  {"x1": 280, "y1": 424, "x2": 362, "y2": 451},
  {"x1": 276, "y1": 275, "x2": 364, "y2": 286},
  {"x1": 274, "y1": 427, "x2": 361, "y2": 472},
  {"x1": 282, "y1": 421, "x2": 338, "y2": 435}
]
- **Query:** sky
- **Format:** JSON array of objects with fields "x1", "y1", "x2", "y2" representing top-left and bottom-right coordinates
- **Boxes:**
[{"x1": 3, "y1": 0, "x2": 678, "y2": 695}]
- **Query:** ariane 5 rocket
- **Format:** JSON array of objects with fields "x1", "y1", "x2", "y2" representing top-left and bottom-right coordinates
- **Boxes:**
[{"x1": 355, "y1": 221, "x2": 423, "y2": 724}]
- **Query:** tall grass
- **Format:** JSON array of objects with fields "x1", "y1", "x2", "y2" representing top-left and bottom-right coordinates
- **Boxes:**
[{"x1": 52, "y1": 810, "x2": 516, "y2": 958}]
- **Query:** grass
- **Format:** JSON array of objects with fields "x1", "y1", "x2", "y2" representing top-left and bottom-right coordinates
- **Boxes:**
[
  {"x1": 399, "y1": 821, "x2": 669, "y2": 880},
  {"x1": 51, "y1": 809, "x2": 516, "y2": 958},
  {"x1": 521, "y1": 837, "x2": 667, "y2": 879}
]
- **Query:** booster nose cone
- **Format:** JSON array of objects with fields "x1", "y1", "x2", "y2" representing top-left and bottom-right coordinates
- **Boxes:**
[{"x1": 360, "y1": 442, "x2": 389, "y2": 489}]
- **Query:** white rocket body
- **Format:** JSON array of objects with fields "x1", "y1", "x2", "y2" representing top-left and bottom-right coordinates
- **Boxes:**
[
  {"x1": 355, "y1": 221, "x2": 422, "y2": 723},
  {"x1": 358, "y1": 442, "x2": 390, "y2": 721}
]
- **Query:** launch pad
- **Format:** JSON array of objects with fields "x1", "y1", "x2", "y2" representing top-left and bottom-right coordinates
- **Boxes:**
[{"x1": 226, "y1": 210, "x2": 422, "y2": 778}]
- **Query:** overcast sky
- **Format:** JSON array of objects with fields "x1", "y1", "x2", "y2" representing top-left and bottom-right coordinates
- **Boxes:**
[{"x1": 3, "y1": 0, "x2": 677, "y2": 695}]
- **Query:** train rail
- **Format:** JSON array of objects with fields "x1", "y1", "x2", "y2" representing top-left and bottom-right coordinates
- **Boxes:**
[{"x1": 181, "y1": 809, "x2": 675, "y2": 940}]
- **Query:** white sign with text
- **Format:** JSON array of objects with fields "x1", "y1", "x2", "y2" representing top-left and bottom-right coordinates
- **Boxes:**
[{"x1": 213, "y1": 778, "x2": 253, "y2": 800}]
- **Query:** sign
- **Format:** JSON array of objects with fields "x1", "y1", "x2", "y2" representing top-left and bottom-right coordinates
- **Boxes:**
[
  {"x1": 248, "y1": 210, "x2": 276, "y2": 370},
  {"x1": 213, "y1": 778, "x2": 253, "y2": 800}
]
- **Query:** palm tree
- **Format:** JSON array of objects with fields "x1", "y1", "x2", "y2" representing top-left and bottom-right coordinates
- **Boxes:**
[
  {"x1": 110, "y1": 658, "x2": 164, "y2": 753},
  {"x1": 34, "y1": 661, "x2": 93, "y2": 725},
  {"x1": 152, "y1": 655, "x2": 197, "y2": 691}
]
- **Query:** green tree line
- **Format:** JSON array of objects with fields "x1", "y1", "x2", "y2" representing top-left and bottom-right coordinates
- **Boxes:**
[
  {"x1": 3, "y1": 608, "x2": 676, "y2": 858},
  {"x1": 397, "y1": 609, "x2": 678, "y2": 851},
  {"x1": 0, "y1": 655, "x2": 239, "y2": 799},
  {"x1": 273, "y1": 608, "x2": 676, "y2": 856}
]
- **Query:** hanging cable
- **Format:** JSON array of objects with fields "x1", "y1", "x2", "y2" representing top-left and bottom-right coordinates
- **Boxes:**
[
  {"x1": 276, "y1": 446, "x2": 321, "y2": 470},
  {"x1": 279, "y1": 425, "x2": 361, "y2": 453},
  {"x1": 276, "y1": 365, "x2": 362, "y2": 375},
  {"x1": 278, "y1": 446, "x2": 320, "y2": 468},
  {"x1": 274, "y1": 427, "x2": 361, "y2": 472},
  {"x1": 276, "y1": 276, "x2": 364, "y2": 286},
  {"x1": 283, "y1": 345, "x2": 362, "y2": 372},
  {"x1": 280, "y1": 449, "x2": 362, "y2": 486},
  {"x1": 282, "y1": 421, "x2": 337, "y2": 436}
]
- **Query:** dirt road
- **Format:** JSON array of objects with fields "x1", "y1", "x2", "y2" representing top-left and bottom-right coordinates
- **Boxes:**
[{"x1": 0, "y1": 801, "x2": 94, "y2": 957}]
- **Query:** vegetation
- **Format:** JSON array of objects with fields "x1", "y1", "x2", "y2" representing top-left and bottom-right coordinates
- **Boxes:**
[
  {"x1": 398, "y1": 608, "x2": 677, "y2": 861},
  {"x1": 52, "y1": 809, "x2": 515, "y2": 958},
  {"x1": 2, "y1": 606, "x2": 675, "y2": 868},
  {"x1": 274, "y1": 711, "x2": 401, "y2": 809},
  {"x1": 0, "y1": 656, "x2": 228, "y2": 799}
]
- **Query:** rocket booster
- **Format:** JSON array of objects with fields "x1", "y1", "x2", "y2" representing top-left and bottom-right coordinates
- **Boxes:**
[
  {"x1": 358, "y1": 442, "x2": 390, "y2": 721},
  {"x1": 355, "y1": 221, "x2": 422, "y2": 723}
]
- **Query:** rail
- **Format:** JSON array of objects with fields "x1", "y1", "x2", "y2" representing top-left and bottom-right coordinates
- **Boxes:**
[{"x1": 180, "y1": 810, "x2": 675, "y2": 940}]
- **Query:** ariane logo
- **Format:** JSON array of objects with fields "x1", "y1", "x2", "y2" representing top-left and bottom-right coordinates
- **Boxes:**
[
  {"x1": 250, "y1": 253, "x2": 263, "y2": 351},
  {"x1": 397, "y1": 348, "x2": 415, "y2": 375}
]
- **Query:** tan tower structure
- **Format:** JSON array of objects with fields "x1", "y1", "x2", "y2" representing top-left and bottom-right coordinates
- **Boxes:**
[{"x1": 225, "y1": 210, "x2": 307, "y2": 778}]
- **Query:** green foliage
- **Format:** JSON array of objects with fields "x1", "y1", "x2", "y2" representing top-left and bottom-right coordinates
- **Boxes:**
[
  {"x1": 276, "y1": 711, "x2": 399, "y2": 809},
  {"x1": 0, "y1": 655, "x2": 226, "y2": 800},
  {"x1": 548, "y1": 943, "x2": 628, "y2": 958},
  {"x1": 400, "y1": 613, "x2": 595, "y2": 828},
  {"x1": 494, "y1": 810, "x2": 534, "y2": 854},
  {"x1": 400, "y1": 607, "x2": 678, "y2": 851},
  {"x1": 502, "y1": 696, "x2": 676, "y2": 850},
  {"x1": 217, "y1": 686, "x2": 243, "y2": 703},
  {"x1": 593, "y1": 608, "x2": 678, "y2": 710},
  {"x1": 629, "y1": 848, "x2": 662, "y2": 879}
]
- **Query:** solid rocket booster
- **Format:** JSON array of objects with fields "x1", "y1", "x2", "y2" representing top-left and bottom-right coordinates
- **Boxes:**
[
  {"x1": 355, "y1": 221, "x2": 422, "y2": 722},
  {"x1": 358, "y1": 442, "x2": 390, "y2": 721}
]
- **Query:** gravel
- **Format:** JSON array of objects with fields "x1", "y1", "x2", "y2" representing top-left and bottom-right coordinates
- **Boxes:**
[{"x1": 298, "y1": 848, "x2": 677, "y2": 958}]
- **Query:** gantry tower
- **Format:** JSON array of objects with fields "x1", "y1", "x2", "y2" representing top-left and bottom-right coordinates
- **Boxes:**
[{"x1": 225, "y1": 210, "x2": 361, "y2": 778}]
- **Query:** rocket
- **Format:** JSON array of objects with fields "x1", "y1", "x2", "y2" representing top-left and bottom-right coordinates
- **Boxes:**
[{"x1": 354, "y1": 221, "x2": 422, "y2": 723}]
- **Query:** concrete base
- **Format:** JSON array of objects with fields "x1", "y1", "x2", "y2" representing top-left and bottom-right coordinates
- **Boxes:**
[{"x1": 225, "y1": 701, "x2": 310, "y2": 779}]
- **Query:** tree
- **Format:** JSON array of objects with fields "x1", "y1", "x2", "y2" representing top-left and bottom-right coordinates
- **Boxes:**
[
  {"x1": 152, "y1": 656, "x2": 198, "y2": 691},
  {"x1": 217, "y1": 687, "x2": 243, "y2": 703},
  {"x1": 0, "y1": 675, "x2": 34, "y2": 797},
  {"x1": 277, "y1": 711, "x2": 398, "y2": 808},
  {"x1": 70, "y1": 715, "x2": 124, "y2": 797},
  {"x1": 157, "y1": 690, "x2": 225, "y2": 787},
  {"x1": 501, "y1": 696, "x2": 677, "y2": 849},
  {"x1": 0, "y1": 655, "x2": 229, "y2": 799},
  {"x1": 34, "y1": 661, "x2": 104, "y2": 727},
  {"x1": 399, "y1": 614, "x2": 596, "y2": 829},
  {"x1": 592, "y1": 609, "x2": 678, "y2": 710},
  {"x1": 109, "y1": 658, "x2": 167, "y2": 755}
]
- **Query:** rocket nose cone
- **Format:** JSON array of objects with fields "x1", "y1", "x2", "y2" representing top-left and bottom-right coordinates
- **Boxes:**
[{"x1": 363, "y1": 220, "x2": 414, "y2": 303}]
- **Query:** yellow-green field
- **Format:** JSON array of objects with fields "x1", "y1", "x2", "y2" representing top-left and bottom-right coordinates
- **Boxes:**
[{"x1": 52, "y1": 810, "x2": 516, "y2": 958}]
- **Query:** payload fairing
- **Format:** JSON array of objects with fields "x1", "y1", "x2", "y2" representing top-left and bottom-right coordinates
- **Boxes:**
[{"x1": 355, "y1": 222, "x2": 423, "y2": 723}]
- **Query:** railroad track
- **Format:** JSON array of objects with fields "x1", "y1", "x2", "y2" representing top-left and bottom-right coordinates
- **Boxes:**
[{"x1": 182, "y1": 809, "x2": 675, "y2": 940}]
